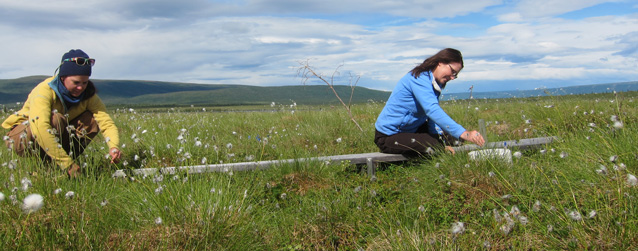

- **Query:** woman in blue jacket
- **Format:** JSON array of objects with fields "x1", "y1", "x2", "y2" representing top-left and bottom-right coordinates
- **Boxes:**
[{"x1": 374, "y1": 48, "x2": 484, "y2": 155}]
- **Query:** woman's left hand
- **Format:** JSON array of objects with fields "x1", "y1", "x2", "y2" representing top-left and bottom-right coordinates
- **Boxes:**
[
  {"x1": 460, "y1": 130, "x2": 485, "y2": 146},
  {"x1": 109, "y1": 147, "x2": 123, "y2": 164}
]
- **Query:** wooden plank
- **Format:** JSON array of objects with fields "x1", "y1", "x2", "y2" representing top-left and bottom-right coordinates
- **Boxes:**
[{"x1": 123, "y1": 136, "x2": 558, "y2": 177}]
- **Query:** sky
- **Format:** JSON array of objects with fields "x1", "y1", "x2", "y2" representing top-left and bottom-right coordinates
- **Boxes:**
[{"x1": 0, "y1": 0, "x2": 637, "y2": 93}]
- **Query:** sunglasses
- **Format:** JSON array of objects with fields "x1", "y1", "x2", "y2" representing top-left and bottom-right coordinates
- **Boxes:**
[{"x1": 63, "y1": 57, "x2": 96, "y2": 66}]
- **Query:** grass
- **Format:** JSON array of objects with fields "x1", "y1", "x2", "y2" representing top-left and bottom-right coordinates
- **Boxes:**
[{"x1": 1, "y1": 91, "x2": 637, "y2": 250}]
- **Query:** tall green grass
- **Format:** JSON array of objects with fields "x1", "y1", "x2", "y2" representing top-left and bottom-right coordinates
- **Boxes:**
[{"x1": 1, "y1": 92, "x2": 636, "y2": 249}]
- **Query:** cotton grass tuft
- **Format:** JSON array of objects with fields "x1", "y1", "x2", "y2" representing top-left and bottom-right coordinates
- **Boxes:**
[{"x1": 22, "y1": 194, "x2": 44, "y2": 213}]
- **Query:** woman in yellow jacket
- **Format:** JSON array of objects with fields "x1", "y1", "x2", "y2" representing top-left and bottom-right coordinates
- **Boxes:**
[{"x1": 2, "y1": 49, "x2": 122, "y2": 178}]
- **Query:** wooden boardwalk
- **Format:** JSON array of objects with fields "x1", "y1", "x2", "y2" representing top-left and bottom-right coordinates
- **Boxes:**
[{"x1": 118, "y1": 136, "x2": 558, "y2": 177}]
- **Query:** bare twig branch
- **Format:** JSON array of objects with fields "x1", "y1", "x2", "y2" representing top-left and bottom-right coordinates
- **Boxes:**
[{"x1": 296, "y1": 60, "x2": 363, "y2": 132}]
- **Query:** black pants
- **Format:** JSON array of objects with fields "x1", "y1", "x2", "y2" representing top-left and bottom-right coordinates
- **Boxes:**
[{"x1": 374, "y1": 123, "x2": 458, "y2": 155}]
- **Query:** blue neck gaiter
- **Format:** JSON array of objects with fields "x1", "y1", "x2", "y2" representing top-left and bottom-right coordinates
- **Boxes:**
[{"x1": 53, "y1": 76, "x2": 85, "y2": 108}]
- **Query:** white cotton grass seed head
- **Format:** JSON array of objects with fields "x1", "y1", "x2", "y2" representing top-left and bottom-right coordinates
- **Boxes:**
[
  {"x1": 450, "y1": 222, "x2": 465, "y2": 235},
  {"x1": 568, "y1": 210, "x2": 582, "y2": 221},
  {"x1": 609, "y1": 155, "x2": 618, "y2": 163},
  {"x1": 112, "y1": 170, "x2": 127, "y2": 178},
  {"x1": 22, "y1": 194, "x2": 44, "y2": 213},
  {"x1": 533, "y1": 200, "x2": 542, "y2": 212},
  {"x1": 626, "y1": 174, "x2": 638, "y2": 187},
  {"x1": 65, "y1": 191, "x2": 75, "y2": 199}
]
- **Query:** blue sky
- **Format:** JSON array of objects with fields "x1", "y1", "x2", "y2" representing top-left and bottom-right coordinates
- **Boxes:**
[{"x1": 0, "y1": 0, "x2": 636, "y2": 93}]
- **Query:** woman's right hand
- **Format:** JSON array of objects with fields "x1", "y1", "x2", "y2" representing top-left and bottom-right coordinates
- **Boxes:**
[{"x1": 460, "y1": 130, "x2": 485, "y2": 146}]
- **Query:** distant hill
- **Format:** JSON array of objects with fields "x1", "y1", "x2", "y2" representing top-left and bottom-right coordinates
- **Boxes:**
[
  {"x1": 0, "y1": 76, "x2": 391, "y2": 106},
  {"x1": 1, "y1": 76, "x2": 636, "y2": 106},
  {"x1": 443, "y1": 81, "x2": 638, "y2": 100}
]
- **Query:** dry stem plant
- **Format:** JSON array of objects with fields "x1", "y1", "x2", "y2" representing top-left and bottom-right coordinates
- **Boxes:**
[{"x1": 296, "y1": 60, "x2": 363, "y2": 132}]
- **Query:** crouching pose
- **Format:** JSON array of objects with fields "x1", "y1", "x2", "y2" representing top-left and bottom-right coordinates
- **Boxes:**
[
  {"x1": 2, "y1": 49, "x2": 122, "y2": 177},
  {"x1": 374, "y1": 48, "x2": 485, "y2": 155}
]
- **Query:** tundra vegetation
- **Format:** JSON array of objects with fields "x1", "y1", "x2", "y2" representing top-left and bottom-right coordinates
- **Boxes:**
[{"x1": 0, "y1": 91, "x2": 636, "y2": 250}]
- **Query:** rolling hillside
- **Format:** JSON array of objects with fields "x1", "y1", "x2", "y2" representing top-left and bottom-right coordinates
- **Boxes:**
[
  {"x1": 0, "y1": 76, "x2": 391, "y2": 106},
  {"x1": 1, "y1": 75, "x2": 636, "y2": 106}
]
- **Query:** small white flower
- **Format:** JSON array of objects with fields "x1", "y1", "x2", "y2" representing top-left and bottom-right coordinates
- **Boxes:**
[
  {"x1": 155, "y1": 217, "x2": 162, "y2": 225},
  {"x1": 100, "y1": 199, "x2": 108, "y2": 207},
  {"x1": 65, "y1": 191, "x2": 75, "y2": 199},
  {"x1": 21, "y1": 177, "x2": 32, "y2": 191},
  {"x1": 613, "y1": 121, "x2": 624, "y2": 129},
  {"x1": 611, "y1": 115, "x2": 619, "y2": 122},
  {"x1": 8, "y1": 160, "x2": 17, "y2": 170},
  {"x1": 568, "y1": 210, "x2": 582, "y2": 221},
  {"x1": 450, "y1": 222, "x2": 465, "y2": 235},
  {"x1": 596, "y1": 165, "x2": 608, "y2": 175},
  {"x1": 22, "y1": 194, "x2": 44, "y2": 213},
  {"x1": 226, "y1": 143, "x2": 233, "y2": 149},
  {"x1": 559, "y1": 151, "x2": 568, "y2": 158},
  {"x1": 588, "y1": 210, "x2": 597, "y2": 219},
  {"x1": 615, "y1": 163, "x2": 627, "y2": 171},
  {"x1": 500, "y1": 222, "x2": 514, "y2": 235},
  {"x1": 0, "y1": 192, "x2": 4, "y2": 202},
  {"x1": 626, "y1": 174, "x2": 638, "y2": 187},
  {"x1": 155, "y1": 185, "x2": 164, "y2": 195},
  {"x1": 483, "y1": 241, "x2": 491, "y2": 249},
  {"x1": 54, "y1": 188, "x2": 63, "y2": 195},
  {"x1": 609, "y1": 155, "x2": 618, "y2": 163},
  {"x1": 112, "y1": 170, "x2": 127, "y2": 178},
  {"x1": 418, "y1": 205, "x2": 425, "y2": 212},
  {"x1": 336, "y1": 138, "x2": 342, "y2": 143},
  {"x1": 513, "y1": 151, "x2": 522, "y2": 158},
  {"x1": 532, "y1": 200, "x2": 542, "y2": 212}
]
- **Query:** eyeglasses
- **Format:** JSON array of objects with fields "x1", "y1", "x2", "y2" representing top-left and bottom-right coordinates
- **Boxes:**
[
  {"x1": 63, "y1": 57, "x2": 95, "y2": 66},
  {"x1": 448, "y1": 64, "x2": 459, "y2": 79}
]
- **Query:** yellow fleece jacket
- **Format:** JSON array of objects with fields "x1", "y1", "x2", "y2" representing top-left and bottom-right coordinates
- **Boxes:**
[{"x1": 2, "y1": 76, "x2": 120, "y2": 169}]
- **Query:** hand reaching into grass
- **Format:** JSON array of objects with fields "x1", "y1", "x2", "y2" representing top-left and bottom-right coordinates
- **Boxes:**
[
  {"x1": 460, "y1": 130, "x2": 485, "y2": 146},
  {"x1": 110, "y1": 147, "x2": 123, "y2": 164}
]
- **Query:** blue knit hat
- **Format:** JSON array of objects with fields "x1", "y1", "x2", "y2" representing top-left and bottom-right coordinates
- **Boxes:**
[{"x1": 59, "y1": 49, "x2": 92, "y2": 77}]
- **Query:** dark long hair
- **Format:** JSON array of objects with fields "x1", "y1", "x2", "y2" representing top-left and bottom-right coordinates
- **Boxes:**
[{"x1": 410, "y1": 48, "x2": 463, "y2": 78}]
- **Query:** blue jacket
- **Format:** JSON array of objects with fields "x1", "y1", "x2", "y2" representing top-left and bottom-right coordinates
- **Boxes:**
[{"x1": 375, "y1": 71, "x2": 466, "y2": 139}]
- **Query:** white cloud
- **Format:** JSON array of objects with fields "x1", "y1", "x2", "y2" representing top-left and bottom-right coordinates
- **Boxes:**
[
  {"x1": 514, "y1": 0, "x2": 621, "y2": 18},
  {"x1": 0, "y1": 0, "x2": 636, "y2": 93}
]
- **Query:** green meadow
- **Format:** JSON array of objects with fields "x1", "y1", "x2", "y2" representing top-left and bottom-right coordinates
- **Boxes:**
[{"x1": 1, "y1": 92, "x2": 637, "y2": 250}]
